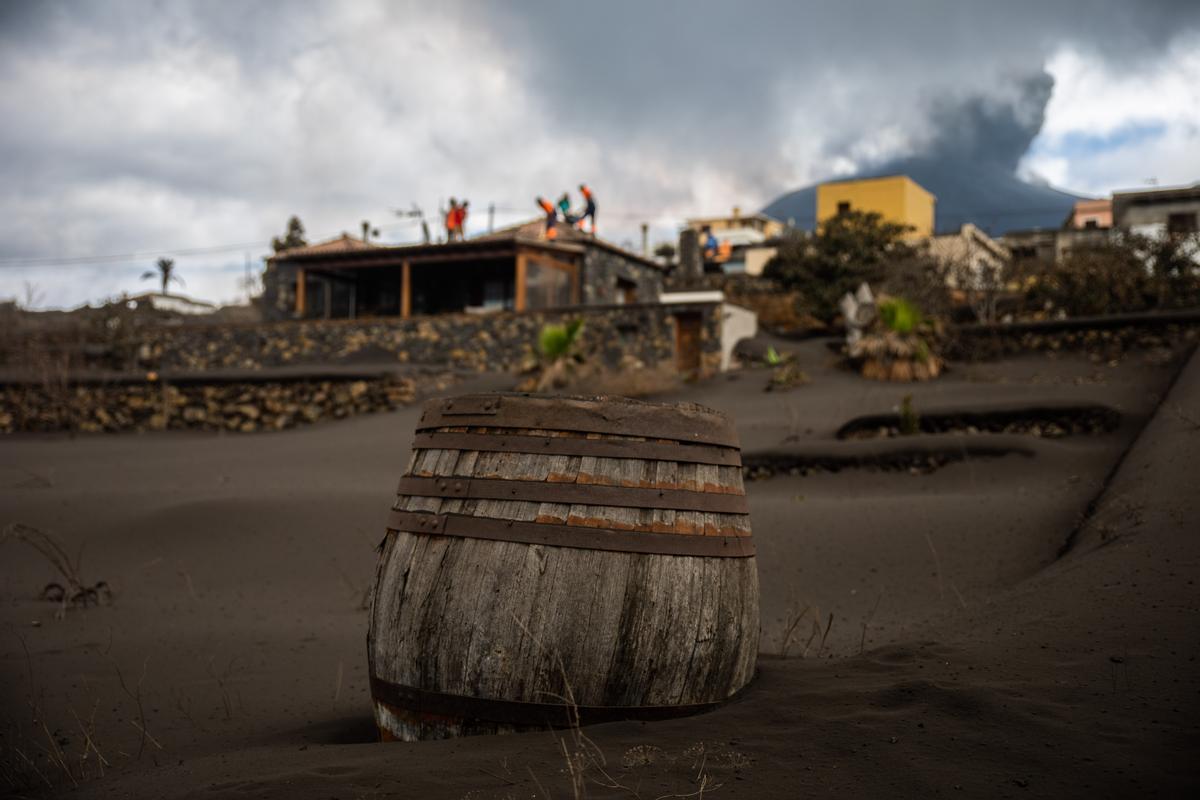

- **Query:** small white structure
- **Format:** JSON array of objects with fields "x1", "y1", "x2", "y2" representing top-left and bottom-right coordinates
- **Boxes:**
[
  {"x1": 127, "y1": 292, "x2": 217, "y2": 315},
  {"x1": 659, "y1": 290, "x2": 758, "y2": 371}
]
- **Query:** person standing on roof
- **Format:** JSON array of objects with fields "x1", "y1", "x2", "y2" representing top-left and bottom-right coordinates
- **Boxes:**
[
  {"x1": 537, "y1": 196, "x2": 559, "y2": 240},
  {"x1": 556, "y1": 193, "x2": 577, "y2": 226},
  {"x1": 444, "y1": 198, "x2": 459, "y2": 243},
  {"x1": 578, "y1": 184, "x2": 597, "y2": 235},
  {"x1": 455, "y1": 200, "x2": 470, "y2": 241}
]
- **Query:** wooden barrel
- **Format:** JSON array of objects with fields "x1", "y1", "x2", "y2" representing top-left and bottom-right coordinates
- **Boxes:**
[{"x1": 367, "y1": 393, "x2": 758, "y2": 741}]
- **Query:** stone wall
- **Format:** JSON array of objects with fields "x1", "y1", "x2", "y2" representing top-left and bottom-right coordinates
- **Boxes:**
[
  {"x1": 581, "y1": 246, "x2": 664, "y2": 305},
  {"x1": 0, "y1": 375, "x2": 431, "y2": 434},
  {"x1": 120, "y1": 302, "x2": 723, "y2": 376}
]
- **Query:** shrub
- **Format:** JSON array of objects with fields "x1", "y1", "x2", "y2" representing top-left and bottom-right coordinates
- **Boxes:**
[
  {"x1": 538, "y1": 318, "x2": 584, "y2": 361},
  {"x1": 878, "y1": 298, "x2": 922, "y2": 335}
]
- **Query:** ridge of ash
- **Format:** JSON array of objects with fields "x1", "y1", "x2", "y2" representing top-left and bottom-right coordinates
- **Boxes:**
[
  {"x1": 836, "y1": 405, "x2": 1120, "y2": 441},
  {"x1": 741, "y1": 440, "x2": 1031, "y2": 481}
]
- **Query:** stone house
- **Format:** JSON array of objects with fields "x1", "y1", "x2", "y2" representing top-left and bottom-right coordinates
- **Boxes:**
[{"x1": 262, "y1": 219, "x2": 664, "y2": 321}]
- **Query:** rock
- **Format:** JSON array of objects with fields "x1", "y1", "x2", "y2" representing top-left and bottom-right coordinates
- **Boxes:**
[{"x1": 235, "y1": 404, "x2": 261, "y2": 420}]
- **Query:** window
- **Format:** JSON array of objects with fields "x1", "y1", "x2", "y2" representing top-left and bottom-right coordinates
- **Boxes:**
[
  {"x1": 616, "y1": 277, "x2": 637, "y2": 305},
  {"x1": 837, "y1": 201, "x2": 851, "y2": 215},
  {"x1": 1167, "y1": 212, "x2": 1198, "y2": 236},
  {"x1": 524, "y1": 260, "x2": 573, "y2": 309},
  {"x1": 1084, "y1": 219, "x2": 1098, "y2": 229}
]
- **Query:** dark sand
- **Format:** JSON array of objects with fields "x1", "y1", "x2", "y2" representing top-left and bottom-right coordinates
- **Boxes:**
[{"x1": 2, "y1": 343, "x2": 1198, "y2": 798}]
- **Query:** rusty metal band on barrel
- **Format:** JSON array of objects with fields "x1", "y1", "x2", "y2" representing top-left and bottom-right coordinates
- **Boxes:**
[
  {"x1": 395, "y1": 476, "x2": 749, "y2": 513},
  {"x1": 369, "y1": 675, "x2": 728, "y2": 726},
  {"x1": 410, "y1": 431, "x2": 742, "y2": 466},
  {"x1": 418, "y1": 395, "x2": 740, "y2": 448},
  {"x1": 386, "y1": 510, "x2": 755, "y2": 557}
]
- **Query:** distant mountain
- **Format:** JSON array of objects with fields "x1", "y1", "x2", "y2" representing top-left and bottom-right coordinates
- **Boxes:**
[
  {"x1": 762, "y1": 159, "x2": 1083, "y2": 236},
  {"x1": 763, "y1": 73, "x2": 1086, "y2": 237}
]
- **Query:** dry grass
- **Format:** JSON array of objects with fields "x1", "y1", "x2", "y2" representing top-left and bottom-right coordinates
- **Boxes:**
[
  {"x1": 508, "y1": 614, "x2": 725, "y2": 800},
  {"x1": 1, "y1": 523, "x2": 111, "y2": 616},
  {"x1": 1, "y1": 633, "x2": 136, "y2": 793}
]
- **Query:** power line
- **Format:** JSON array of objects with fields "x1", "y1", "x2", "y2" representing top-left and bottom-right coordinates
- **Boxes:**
[
  {"x1": 0, "y1": 199, "x2": 1106, "y2": 270},
  {"x1": 0, "y1": 218, "x2": 425, "y2": 269}
]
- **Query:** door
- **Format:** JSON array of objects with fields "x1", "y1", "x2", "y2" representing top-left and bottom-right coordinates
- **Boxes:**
[{"x1": 674, "y1": 312, "x2": 703, "y2": 374}]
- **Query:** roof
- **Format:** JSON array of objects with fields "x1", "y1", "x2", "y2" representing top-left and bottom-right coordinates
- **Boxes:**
[
  {"x1": 1112, "y1": 182, "x2": 1200, "y2": 205},
  {"x1": 817, "y1": 173, "x2": 936, "y2": 199},
  {"x1": 271, "y1": 233, "x2": 380, "y2": 258},
  {"x1": 127, "y1": 292, "x2": 217, "y2": 315},
  {"x1": 686, "y1": 212, "x2": 781, "y2": 226},
  {"x1": 271, "y1": 219, "x2": 663, "y2": 271}
]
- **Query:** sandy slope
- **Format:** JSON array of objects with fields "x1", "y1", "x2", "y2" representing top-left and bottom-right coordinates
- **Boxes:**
[{"x1": 1, "y1": 345, "x2": 1197, "y2": 798}]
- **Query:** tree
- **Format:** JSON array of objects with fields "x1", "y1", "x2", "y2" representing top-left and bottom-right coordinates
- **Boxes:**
[
  {"x1": 653, "y1": 242, "x2": 677, "y2": 262},
  {"x1": 141, "y1": 257, "x2": 183, "y2": 295},
  {"x1": 1027, "y1": 231, "x2": 1200, "y2": 317},
  {"x1": 763, "y1": 209, "x2": 916, "y2": 321},
  {"x1": 272, "y1": 216, "x2": 307, "y2": 253}
]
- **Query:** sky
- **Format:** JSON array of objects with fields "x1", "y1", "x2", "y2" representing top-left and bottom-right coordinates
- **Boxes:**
[{"x1": 1, "y1": 0, "x2": 1198, "y2": 309}]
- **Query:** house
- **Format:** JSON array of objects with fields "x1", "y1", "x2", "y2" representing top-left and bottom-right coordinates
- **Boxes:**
[
  {"x1": 262, "y1": 221, "x2": 664, "y2": 320},
  {"x1": 1112, "y1": 183, "x2": 1200, "y2": 238},
  {"x1": 816, "y1": 175, "x2": 935, "y2": 239},
  {"x1": 685, "y1": 208, "x2": 785, "y2": 241},
  {"x1": 928, "y1": 224, "x2": 1010, "y2": 286},
  {"x1": 682, "y1": 209, "x2": 785, "y2": 276},
  {"x1": 1065, "y1": 198, "x2": 1112, "y2": 229}
]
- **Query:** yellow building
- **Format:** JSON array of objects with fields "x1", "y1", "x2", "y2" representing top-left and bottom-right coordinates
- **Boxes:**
[{"x1": 816, "y1": 175, "x2": 935, "y2": 238}]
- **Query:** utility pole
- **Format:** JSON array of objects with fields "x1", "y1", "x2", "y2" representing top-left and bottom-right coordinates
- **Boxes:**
[
  {"x1": 244, "y1": 252, "x2": 252, "y2": 304},
  {"x1": 488, "y1": 203, "x2": 495, "y2": 233}
]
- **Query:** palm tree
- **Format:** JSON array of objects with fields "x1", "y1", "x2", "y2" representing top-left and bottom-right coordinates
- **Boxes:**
[{"x1": 142, "y1": 257, "x2": 184, "y2": 295}]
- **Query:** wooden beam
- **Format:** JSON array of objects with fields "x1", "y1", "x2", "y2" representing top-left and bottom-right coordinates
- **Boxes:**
[
  {"x1": 295, "y1": 268, "x2": 306, "y2": 316},
  {"x1": 401, "y1": 261, "x2": 411, "y2": 319},
  {"x1": 514, "y1": 250, "x2": 528, "y2": 312}
]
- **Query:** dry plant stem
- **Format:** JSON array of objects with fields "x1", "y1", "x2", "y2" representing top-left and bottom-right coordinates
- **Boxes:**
[
  {"x1": 815, "y1": 613, "x2": 834, "y2": 658},
  {"x1": 478, "y1": 767, "x2": 517, "y2": 786},
  {"x1": 70, "y1": 703, "x2": 109, "y2": 778},
  {"x1": 527, "y1": 765, "x2": 551, "y2": 800},
  {"x1": 924, "y1": 531, "x2": 945, "y2": 600},
  {"x1": 950, "y1": 581, "x2": 968, "y2": 610},
  {"x1": 13, "y1": 747, "x2": 52, "y2": 789},
  {"x1": 779, "y1": 604, "x2": 811, "y2": 658},
  {"x1": 207, "y1": 656, "x2": 237, "y2": 721},
  {"x1": 860, "y1": 592, "x2": 884, "y2": 655},
  {"x1": 111, "y1": 655, "x2": 154, "y2": 759},
  {"x1": 41, "y1": 720, "x2": 77, "y2": 787},
  {"x1": 2, "y1": 523, "x2": 82, "y2": 591}
]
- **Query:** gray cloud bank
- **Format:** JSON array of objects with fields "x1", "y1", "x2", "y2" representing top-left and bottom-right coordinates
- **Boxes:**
[{"x1": 1, "y1": 0, "x2": 1198, "y2": 305}]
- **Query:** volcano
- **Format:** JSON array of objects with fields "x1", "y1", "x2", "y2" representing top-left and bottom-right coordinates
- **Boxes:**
[{"x1": 763, "y1": 74, "x2": 1086, "y2": 236}]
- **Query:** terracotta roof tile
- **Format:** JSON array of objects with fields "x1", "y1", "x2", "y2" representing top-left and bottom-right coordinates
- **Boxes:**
[{"x1": 274, "y1": 233, "x2": 380, "y2": 258}]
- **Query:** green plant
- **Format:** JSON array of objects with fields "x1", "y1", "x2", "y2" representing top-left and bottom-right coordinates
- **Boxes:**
[
  {"x1": 538, "y1": 318, "x2": 584, "y2": 361},
  {"x1": 899, "y1": 394, "x2": 920, "y2": 435},
  {"x1": 878, "y1": 298, "x2": 922, "y2": 335}
]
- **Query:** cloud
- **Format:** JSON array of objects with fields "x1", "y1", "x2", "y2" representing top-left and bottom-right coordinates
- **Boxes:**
[
  {"x1": 0, "y1": 0, "x2": 1198, "y2": 307},
  {"x1": 1020, "y1": 35, "x2": 1200, "y2": 194}
]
